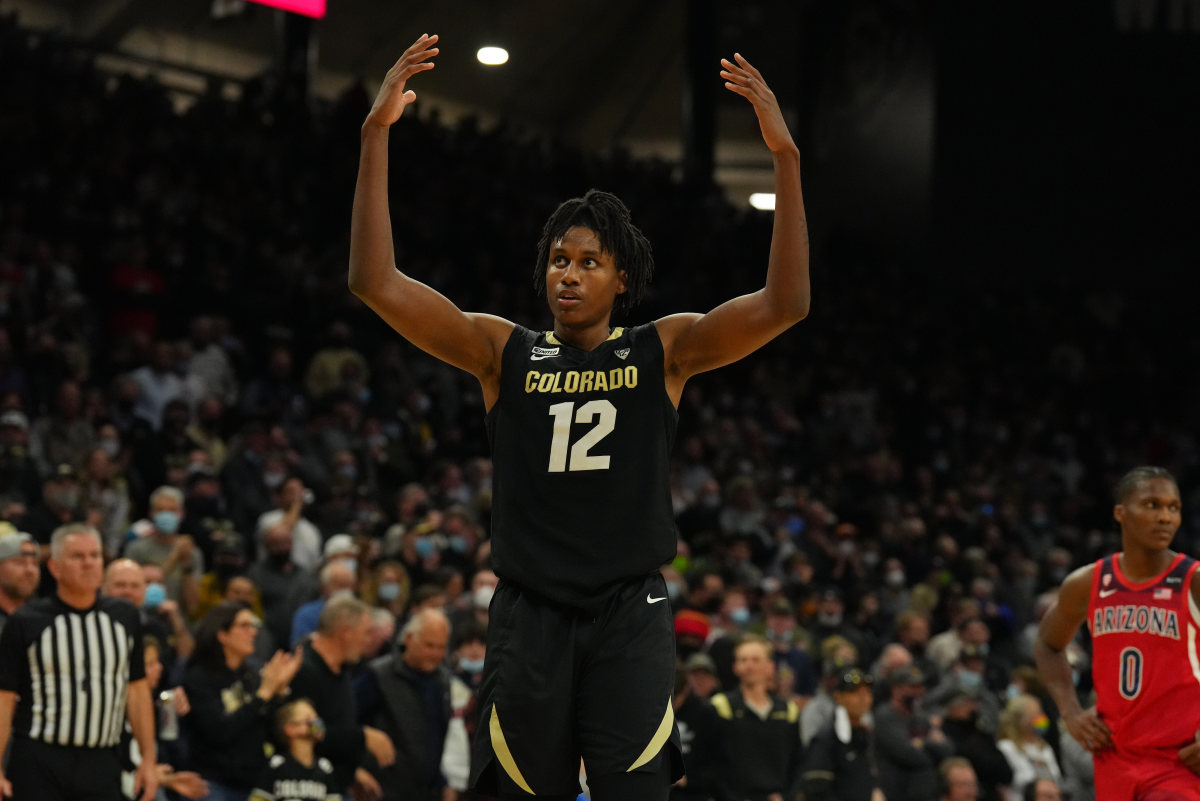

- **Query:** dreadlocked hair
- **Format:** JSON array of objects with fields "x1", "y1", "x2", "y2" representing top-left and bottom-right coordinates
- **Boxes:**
[
  {"x1": 533, "y1": 189, "x2": 654, "y2": 316},
  {"x1": 1114, "y1": 465, "x2": 1177, "y2": 504}
]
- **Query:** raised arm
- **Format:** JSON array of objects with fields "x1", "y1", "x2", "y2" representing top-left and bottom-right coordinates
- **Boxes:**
[
  {"x1": 348, "y1": 34, "x2": 512, "y2": 407},
  {"x1": 1033, "y1": 564, "x2": 1112, "y2": 753},
  {"x1": 658, "y1": 52, "x2": 809, "y2": 403}
]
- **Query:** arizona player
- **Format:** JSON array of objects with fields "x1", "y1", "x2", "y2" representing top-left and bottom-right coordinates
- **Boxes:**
[{"x1": 1036, "y1": 466, "x2": 1200, "y2": 800}]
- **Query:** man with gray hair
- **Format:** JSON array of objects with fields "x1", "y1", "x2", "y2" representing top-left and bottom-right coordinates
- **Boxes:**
[
  {"x1": 124, "y1": 485, "x2": 204, "y2": 615},
  {"x1": 290, "y1": 594, "x2": 396, "y2": 797},
  {"x1": 360, "y1": 608, "x2": 453, "y2": 801},
  {"x1": 0, "y1": 524, "x2": 158, "y2": 800}
]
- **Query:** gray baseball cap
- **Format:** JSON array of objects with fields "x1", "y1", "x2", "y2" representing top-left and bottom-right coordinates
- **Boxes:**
[{"x1": 0, "y1": 530, "x2": 34, "y2": 561}]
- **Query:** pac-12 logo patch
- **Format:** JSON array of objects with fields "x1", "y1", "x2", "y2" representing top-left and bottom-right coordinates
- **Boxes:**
[
  {"x1": 531, "y1": 346, "x2": 560, "y2": 361},
  {"x1": 615, "y1": 348, "x2": 630, "y2": 360}
]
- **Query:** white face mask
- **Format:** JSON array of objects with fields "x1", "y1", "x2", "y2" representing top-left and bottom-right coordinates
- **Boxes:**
[{"x1": 473, "y1": 585, "x2": 495, "y2": 609}]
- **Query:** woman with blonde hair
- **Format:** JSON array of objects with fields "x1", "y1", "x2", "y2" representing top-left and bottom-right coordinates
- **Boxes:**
[{"x1": 996, "y1": 693, "x2": 1062, "y2": 801}]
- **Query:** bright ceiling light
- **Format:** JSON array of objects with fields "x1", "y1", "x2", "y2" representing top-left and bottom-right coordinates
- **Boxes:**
[
  {"x1": 749, "y1": 193, "x2": 776, "y2": 211},
  {"x1": 477, "y1": 46, "x2": 509, "y2": 66}
]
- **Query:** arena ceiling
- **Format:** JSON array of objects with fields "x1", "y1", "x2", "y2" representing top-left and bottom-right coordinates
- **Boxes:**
[{"x1": 3, "y1": 0, "x2": 810, "y2": 203}]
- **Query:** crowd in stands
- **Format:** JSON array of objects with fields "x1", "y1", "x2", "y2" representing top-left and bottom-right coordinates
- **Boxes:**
[{"x1": 3, "y1": 11, "x2": 1199, "y2": 800}]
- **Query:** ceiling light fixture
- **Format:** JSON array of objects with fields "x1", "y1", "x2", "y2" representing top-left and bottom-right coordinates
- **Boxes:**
[{"x1": 477, "y1": 46, "x2": 509, "y2": 66}]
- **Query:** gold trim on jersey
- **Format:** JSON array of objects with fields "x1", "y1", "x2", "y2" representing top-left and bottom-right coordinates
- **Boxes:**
[
  {"x1": 545, "y1": 327, "x2": 624, "y2": 346},
  {"x1": 626, "y1": 698, "x2": 675, "y2": 772},
  {"x1": 489, "y1": 706, "x2": 535, "y2": 794}
]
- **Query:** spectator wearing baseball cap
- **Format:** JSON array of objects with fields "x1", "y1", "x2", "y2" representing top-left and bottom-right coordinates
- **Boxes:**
[
  {"x1": 671, "y1": 657, "x2": 721, "y2": 801},
  {"x1": 801, "y1": 667, "x2": 882, "y2": 801},
  {"x1": 18, "y1": 463, "x2": 81, "y2": 550},
  {"x1": 0, "y1": 526, "x2": 38, "y2": 635}
]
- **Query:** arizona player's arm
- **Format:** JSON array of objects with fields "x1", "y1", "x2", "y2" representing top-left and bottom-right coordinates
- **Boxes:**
[
  {"x1": 658, "y1": 53, "x2": 809, "y2": 406},
  {"x1": 348, "y1": 33, "x2": 513, "y2": 408},
  {"x1": 1177, "y1": 571, "x2": 1200, "y2": 774},
  {"x1": 1034, "y1": 564, "x2": 1112, "y2": 753}
]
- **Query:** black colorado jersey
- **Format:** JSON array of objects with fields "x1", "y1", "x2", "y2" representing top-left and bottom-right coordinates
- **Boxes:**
[{"x1": 486, "y1": 323, "x2": 678, "y2": 608}]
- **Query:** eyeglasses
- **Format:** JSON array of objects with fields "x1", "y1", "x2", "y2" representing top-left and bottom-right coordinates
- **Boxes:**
[
  {"x1": 232, "y1": 620, "x2": 262, "y2": 630},
  {"x1": 839, "y1": 669, "x2": 874, "y2": 688}
]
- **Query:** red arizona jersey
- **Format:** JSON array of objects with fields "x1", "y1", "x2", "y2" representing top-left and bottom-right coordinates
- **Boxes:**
[{"x1": 1087, "y1": 552, "x2": 1200, "y2": 751}]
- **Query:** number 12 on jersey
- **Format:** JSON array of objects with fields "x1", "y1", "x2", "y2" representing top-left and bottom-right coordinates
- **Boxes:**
[{"x1": 547, "y1": 400, "x2": 616, "y2": 472}]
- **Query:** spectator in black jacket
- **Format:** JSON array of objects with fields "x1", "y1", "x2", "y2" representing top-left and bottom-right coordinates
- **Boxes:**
[
  {"x1": 673, "y1": 657, "x2": 722, "y2": 801},
  {"x1": 801, "y1": 667, "x2": 882, "y2": 801},
  {"x1": 710, "y1": 635, "x2": 803, "y2": 801},
  {"x1": 939, "y1": 691, "x2": 1012, "y2": 801},
  {"x1": 358, "y1": 607, "x2": 452, "y2": 801},
  {"x1": 874, "y1": 665, "x2": 953, "y2": 801},
  {"x1": 182, "y1": 601, "x2": 300, "y2": 799},
  {"x1": 289, "y1": 595, "x2": 395, "y2": 797}
]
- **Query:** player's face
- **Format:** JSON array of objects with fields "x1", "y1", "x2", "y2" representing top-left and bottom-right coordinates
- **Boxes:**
[
  {"x1": 1114, "y1": 477, "x2": 1181, "y2": 551},
  {"x1": 545, "y1": 227, "x2": 627, "y2": 330}
]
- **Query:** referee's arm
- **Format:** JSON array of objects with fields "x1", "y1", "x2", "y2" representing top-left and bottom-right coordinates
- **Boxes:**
[
  {"x1": 126, "y1": 678, "x2": 159, "y2": 801},
  {"x1": 0, "y1": 689, "x2": 15, "y2": 796}
]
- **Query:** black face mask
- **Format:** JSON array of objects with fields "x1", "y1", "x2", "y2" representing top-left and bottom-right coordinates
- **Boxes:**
[
  {"x1": 268, "y1": 552, "x2": 291, "y2": 568},
  {"x1": 899, "y1": 694, "x2": 917, "y2": 712}
]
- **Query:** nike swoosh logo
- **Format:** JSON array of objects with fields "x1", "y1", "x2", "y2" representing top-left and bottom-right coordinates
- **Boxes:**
[
  {"x1": 646, "y1": 594, "x2": 667, "y2": 604},
  {"x1": 530, "y1": 354, "x2": 557, "y2": 361},
  {"x1": 1099, "y1": 588, "x2": 1118, "y2": 598}
]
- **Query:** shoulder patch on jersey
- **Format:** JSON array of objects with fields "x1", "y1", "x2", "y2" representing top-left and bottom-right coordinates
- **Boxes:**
[
  {"x1": 711, "y1": 693, "x2": 733, "y2": 719},
  {"x1": 269, "y1": 754, "x2": 286, "y2": 768},
  {"x1": 615, "y1": 348, "x2": 630, "y2": 360},
  {"x1": 318, "y1": 757, "x2": 334, "y2": 773}
]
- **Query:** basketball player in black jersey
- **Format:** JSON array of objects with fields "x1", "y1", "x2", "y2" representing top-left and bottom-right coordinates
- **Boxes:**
[{"x1": 349, "y1": 34, "x2": 809, "y2": 801}]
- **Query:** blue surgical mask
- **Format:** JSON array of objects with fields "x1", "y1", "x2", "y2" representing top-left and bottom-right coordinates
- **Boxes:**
[
  {"x1": 666, "y1": 582, "x2": 682, "y2": 601},
  {"x1": 414, "y1": 538, "x2": 435, "y2": 560},
  {"x1": 152, "y1": 511, "x2": 180, "y2": 535},
  {"x1": 144, "y1": 582, "x2": 166, "y2": 609},
  {"x1": 730, "y1": 608, "x2": 751, "y2": 626},
  {"x1": 448, "y1": 535, "x2": 470, "y2": 554},
  {"x1": 377, "y1": 581, "x2": 402, "y2": 602},
  {"x1": 958, "y1": 669, "x2": 982, "y2": 690},
  {"x1": 1006, "y1": 683, "x2": 1021, "y2": 701},
  {"x1": 459, "y1": 656, "x2": 485, "y2": 674}
]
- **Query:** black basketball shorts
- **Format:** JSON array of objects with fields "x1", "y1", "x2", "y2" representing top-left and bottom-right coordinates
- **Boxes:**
[{"x1": 469, "y1": 572, "x2": 684, "y2": 797}]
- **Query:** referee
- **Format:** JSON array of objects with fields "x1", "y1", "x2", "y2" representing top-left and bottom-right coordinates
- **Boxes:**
[{"x1": 0, "y1": 523, "x2": 158, "y2": 801}]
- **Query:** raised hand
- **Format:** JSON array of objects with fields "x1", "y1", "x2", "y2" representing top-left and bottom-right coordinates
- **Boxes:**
[
  {"x1": 720, "y1": 53, "x2": 797, "y2": 155},
  {"x1": 365, "y1": 33, "x2": 439, "y2": 130}
]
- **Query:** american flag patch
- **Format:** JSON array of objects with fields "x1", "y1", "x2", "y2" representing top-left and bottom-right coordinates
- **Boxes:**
[{"x1": 1154, "y1": 588, "x2": 1172, "y2": 600}]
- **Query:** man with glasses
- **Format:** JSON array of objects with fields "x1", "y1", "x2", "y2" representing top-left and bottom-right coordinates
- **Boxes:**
[{"x1": 801, "y1": 667, "x2": 883, "y2": 801}]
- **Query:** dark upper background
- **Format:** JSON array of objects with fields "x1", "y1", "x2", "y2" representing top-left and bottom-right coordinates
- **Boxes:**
[{"x1": 6, "y1": 0, "x2": 1196, "y2": 271}]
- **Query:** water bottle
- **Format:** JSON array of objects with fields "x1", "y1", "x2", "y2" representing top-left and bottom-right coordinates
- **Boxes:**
[{"x1": 159, "y1": 689, "x2": 179, "y2": 741}]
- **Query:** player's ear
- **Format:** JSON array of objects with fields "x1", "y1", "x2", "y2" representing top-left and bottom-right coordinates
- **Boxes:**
[
  {"x1": 1113, "y1": 504, "x2": 1125, "y2": 526},
  {"x1": 616, "y1": 269, "x2": 627, "y2": 295}
]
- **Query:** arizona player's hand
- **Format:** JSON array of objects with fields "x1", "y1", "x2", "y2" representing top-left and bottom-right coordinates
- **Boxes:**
[
  {"x1": 1179, "y1": 730, "x2": 1200, "y2": 774},
  {"x1": 1063, "y1": 706, "x2": 1112, "y2": 753},
  {"x1": 720, "y1": 53, "x2": 797, "y2": 156},
  {"x1": 365, "y1": 33, "x2": 439, "y2": 130}
]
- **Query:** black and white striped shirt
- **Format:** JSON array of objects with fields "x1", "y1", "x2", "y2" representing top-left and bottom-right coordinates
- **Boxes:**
[{"x1": 0, "y1": 595, "x2": 144, "y2": 748}]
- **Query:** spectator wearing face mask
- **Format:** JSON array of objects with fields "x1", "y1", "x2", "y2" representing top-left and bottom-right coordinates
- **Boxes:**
[
  {"x1": 441, "y1": 620, "x2": 487, "y2": 796},
  {"x1": 256, "y1": 475, "x2": 323, "y2": 572},
  {"x1": 925, "y1": 644, "x2": 1002, "y2": 736},
  {"x1": 103, "y1": 558, "x2": 195, "y2": 686},
  {"x1": 753, "y1": 597, "x2": 817, "y2": 702},
  {"x1": 193, "y1": 532, "x2": 264, "y2": 623},
  {"x1": 875, "y1": 665, "x2": 953, "y2": 801},
  {"x1": 448, "y1": 568, "x2": 496, "y2": 636},
  {"x1": 125, "y1": 485, "x2": 204, "y2": 618},
  {"x1": 248, "y1": 522, "x2": 322, "y2": 653},
  {"x1": 939, "y1": 691, "x2": 1013, "y2": 801},
  {"x1": 364, "y1": 559, "x2": 412, "y2": 620}
]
